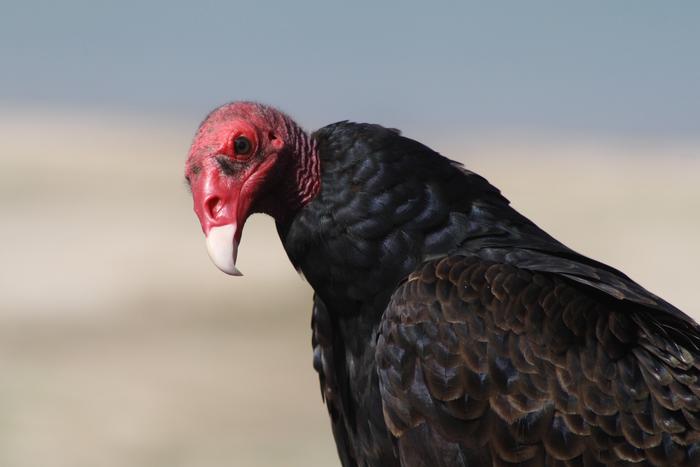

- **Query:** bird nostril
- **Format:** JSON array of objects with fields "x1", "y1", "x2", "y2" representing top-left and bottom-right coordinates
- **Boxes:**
[{"x1": 204, "y1": 196, "x2": 223, "y2": 221}]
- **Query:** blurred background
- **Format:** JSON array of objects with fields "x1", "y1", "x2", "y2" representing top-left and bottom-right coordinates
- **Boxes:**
[{"x1": 1, "y1": 2, "x2": 699, "y2": 466}]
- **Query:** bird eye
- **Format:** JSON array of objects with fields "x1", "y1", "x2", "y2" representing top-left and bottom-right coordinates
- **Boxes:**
[{"x1": 233, "y1": 136, "x2": 252, "y2": 156}]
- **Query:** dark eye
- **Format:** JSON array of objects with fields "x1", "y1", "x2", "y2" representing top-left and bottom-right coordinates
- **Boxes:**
[{"x1": 233, "y1": 136, "x2": 252, "y2": 156}]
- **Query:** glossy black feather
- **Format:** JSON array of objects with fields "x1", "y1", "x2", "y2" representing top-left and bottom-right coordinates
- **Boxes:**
[{"x1": 277, "y1": 121, "x2": 700, "y2": 466}]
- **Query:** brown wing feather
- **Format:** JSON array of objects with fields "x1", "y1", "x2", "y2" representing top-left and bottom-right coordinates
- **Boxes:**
[{"x1": 376, "y1": 255, "x2": 700, "y2": 466}]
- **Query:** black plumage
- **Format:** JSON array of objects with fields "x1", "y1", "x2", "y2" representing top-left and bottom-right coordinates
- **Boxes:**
[{"x1": 276, "y1": 122, "x2": 700, "y2": 466}]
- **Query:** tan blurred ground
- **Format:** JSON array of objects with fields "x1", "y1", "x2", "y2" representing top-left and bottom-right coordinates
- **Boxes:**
[{"x1": 0, "y1": 111, "x2": 698, "y2": 467}]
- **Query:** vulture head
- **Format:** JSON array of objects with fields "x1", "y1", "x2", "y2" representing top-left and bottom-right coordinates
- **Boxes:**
[{"x1": 185, "y1": 101, "x2": 319, "y2": 276}]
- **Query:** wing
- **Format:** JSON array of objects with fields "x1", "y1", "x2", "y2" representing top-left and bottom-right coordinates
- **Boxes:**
[
  {"x1": 312, "y1": 294, "x2": 359, "y2": 467},
  {"x1": 376, "y1": 255, "x2": 700, "y2": 466}
]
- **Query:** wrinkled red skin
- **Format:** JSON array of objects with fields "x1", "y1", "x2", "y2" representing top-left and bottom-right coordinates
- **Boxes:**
[{"x1": 185, "y1": 102, "x2": 318, "y2": 244}]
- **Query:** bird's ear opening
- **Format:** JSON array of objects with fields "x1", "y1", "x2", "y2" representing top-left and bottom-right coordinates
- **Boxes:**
[{"x1": 269, "y1": 132, "x2": 284, "y2": 150}]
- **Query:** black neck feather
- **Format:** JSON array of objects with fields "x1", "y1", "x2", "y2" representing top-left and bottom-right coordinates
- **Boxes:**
[{"x1": 278, "y1": 122, "x2": 552, "y2": 319}]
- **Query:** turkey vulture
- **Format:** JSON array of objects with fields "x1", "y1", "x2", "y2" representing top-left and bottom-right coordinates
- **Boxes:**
[{"x1": 184, "y1": 102, "x2": 700, "y2": 466}]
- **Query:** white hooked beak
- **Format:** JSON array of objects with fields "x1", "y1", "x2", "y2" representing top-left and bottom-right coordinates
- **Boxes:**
[{"x1": 205, "y1": 224, "x2": 243, "y2": 276}]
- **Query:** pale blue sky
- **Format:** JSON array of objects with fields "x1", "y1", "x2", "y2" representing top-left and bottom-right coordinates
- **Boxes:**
[{"x1": 2, "y1": 1, "x2": 699, "y2": 137}]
